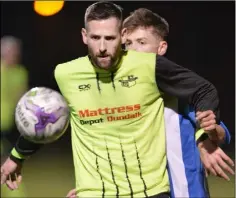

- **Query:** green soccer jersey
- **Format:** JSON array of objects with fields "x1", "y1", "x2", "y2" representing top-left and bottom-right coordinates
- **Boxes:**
[
  {"x1": 11, "y1": 50, "x2": 220, "y2": 197},
  {"x1": 55, "y1": 51, "x2": 169, "y2": 197}
]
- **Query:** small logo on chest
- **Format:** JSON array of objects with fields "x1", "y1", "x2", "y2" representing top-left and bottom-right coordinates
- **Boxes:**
[
  {"x1": 78, "y1": 84, "x2": 91, "y2": 91},
  {"x1": 119, "y1": 75, "x2": 138, "y2": 88}
]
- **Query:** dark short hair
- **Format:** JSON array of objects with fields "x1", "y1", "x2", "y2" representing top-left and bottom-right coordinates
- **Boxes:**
[
  {"x1": 123, "y1": 8, "x2": 169, "y2": 40},
  {"x1": 85, "y1": 1, "x2": 123, "y2": 28}
]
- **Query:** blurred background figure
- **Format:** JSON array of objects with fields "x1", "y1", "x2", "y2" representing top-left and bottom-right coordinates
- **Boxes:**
[{"x1": 1, "y1": 35, "x2": 28, "y2": 197}]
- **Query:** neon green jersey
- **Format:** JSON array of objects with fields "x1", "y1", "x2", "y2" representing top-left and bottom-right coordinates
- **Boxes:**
[{"x1": 55, "y1": 51, "x2": 169, "y2": 197}]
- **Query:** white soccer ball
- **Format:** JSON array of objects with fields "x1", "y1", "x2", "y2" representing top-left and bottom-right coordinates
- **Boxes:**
[{"x1": 15, "y1": 87, "x2": 70, "y2": 144}]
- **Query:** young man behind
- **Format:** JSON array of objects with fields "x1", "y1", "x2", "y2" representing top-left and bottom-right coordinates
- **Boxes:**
[{"x1": 123, "y1": 8, "x2": 234, "y2": 198}]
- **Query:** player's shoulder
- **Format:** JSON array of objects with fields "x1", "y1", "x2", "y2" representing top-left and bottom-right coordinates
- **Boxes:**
[
  {"x1": 125, "y1": 50, "x2": 156, "y2": 61},
  {"x1": 124, "y1": 50, "x2": 157, "y2": 69},
  {"x1": 54, "y1": 56, "x2": 89, "y2": 78},
  {"x1": 123, "y1": 50, "x2": 157, "y2": 73}
]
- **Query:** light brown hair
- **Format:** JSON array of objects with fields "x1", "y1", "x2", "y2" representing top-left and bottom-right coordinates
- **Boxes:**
[{"x1": 123, "y1": 8, "x2": 169, "y2": 40}]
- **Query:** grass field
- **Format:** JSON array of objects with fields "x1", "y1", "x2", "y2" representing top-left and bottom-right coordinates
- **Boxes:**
[{"x1": 1, "y1": 135, "x2": 235, "y2": 198}]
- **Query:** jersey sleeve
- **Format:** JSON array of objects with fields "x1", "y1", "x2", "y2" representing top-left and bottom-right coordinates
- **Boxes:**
[
  {"x1": 54, "y1": 63, "x2": 70, "y2": 98},
  {"x1": 195, "y1": 129, "x2": 205, "y2": 141},
  {"x1": 10, "y1": 135, "x2": 43, "y2": 163},
  {"x1": 155, "y1": 55, "x2": 220, "y2": 124}
]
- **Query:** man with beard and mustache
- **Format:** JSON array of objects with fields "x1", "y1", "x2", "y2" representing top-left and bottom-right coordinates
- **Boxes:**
[
  {"x1": 65, "y1": 7, "x2": 234, "y2": 198},
  {"x1": 0, "y1": 2, "x2": 227, "y2": 198}
]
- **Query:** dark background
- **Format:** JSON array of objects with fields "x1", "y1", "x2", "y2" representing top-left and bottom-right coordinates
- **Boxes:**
[
  {"x1": 1, "y1": 1, "x2": 234, "y2": 145},
  {"x1": 1, "y1": 1, "x2": 235, "y2": 197}
]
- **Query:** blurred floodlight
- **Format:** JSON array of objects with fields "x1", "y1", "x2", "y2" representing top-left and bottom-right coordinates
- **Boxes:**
[{"x1": 34, "y1": 1, "x2": 65, "y2": 17}]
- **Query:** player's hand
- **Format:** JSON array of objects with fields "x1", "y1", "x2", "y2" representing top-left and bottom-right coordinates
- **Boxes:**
[
  {"x1": 1, "y1": 157, "x2": 22, "y2": 190},
  {"x1": 198, "y1": 138, "x2": 235, "y2": 181},
  {"x1": 66, "y1": 188, "x2": 77, "y2": 198},
  {"x1": 196, "y1": 110, "x2": 216, "y2": 131},
  {"x1": 196, "y1": 110, "x2": 220, "y2": 142}
]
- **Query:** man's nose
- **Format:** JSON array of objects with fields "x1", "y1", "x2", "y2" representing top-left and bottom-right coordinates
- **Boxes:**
[
  {"x1": 132, "y1": 43, "x2": 139, "y2": 51},
  {"x1": 99, "y1": 40, "x2": 107, "y2": 53}
]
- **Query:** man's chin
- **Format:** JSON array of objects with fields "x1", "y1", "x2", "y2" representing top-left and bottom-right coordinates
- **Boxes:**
[
  {"x1": 96, "y1": 60, "x2": 113, "y2": 70},
  {"x1": 91, "y1": 57, "x2": 113, "y2": 70},
  {"x1": 97, "y1": 63, "x2": 112, "y2": 70}
]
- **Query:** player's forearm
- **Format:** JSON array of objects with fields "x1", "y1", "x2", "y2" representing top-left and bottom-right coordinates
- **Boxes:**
[
  {"x1": 216, "y1": 124, "x2": 226, "y2": 140},
  {"x1": 208, "y1": 124, "x2": 226, "y2": 145},
  {"x1": 10, "y1": 135, "x2": 44, "y2": 163},
  {"x1": 155, "y1": 55, "x2": 220, "y2": 123}
]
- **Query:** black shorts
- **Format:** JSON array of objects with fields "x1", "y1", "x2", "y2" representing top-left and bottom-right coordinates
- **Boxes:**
[{"x1": 148, "y1": 192, "x2": 170, "y2": 198}]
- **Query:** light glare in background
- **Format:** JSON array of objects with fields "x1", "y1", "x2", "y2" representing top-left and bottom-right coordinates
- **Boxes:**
[{"x1": 33, "y1": 1, "x2": 65, "y2": 17}]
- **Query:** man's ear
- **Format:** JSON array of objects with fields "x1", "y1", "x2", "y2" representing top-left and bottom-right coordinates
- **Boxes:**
[
  {"x1": 121, "y1": 28, "x2": 127, "y2": 44},
  {"x1": 158, "y1": 41, "x2": 168, "y2": 55},
  {"x1": 81, "y1": 28, "x2": 88, "y2": 45}
]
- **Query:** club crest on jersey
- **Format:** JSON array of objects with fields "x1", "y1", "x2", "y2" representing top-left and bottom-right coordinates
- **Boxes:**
[{"x1": 119, "y1": 75, "x2": 138, "y2": 88}]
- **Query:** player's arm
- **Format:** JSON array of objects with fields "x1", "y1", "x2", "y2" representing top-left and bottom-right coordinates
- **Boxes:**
[
  {"x1": 184, "y1": 108, "x2": 234, "y2": 179},
  {"x1": 9, "y1": 135, "x2": 44, "y2": 163},
  {"x1": 206, "y1": 121, "x2": 230, "y2": 145},
  {"x1": 206, "y1": 123, "x2": 227, "y2": 145},
  {"x1": 2, "y1": 64, "x2": 66, "y2": 166},
  {"x1": 8, "y1": 63, "x2": 67, "y2": 163},
  {"x1": 1, "y1": 136, "x2": 44, "y2": 189},
  {"x1": 155, "y1": 55, "x2": 220, "y2": 126},
  {"x1": 191, "y1": 114, "x2": 230, "y2": 145},
  {"x1": 1, "y1": 66, "x2": 65, "y2": 189},
  {"x1": 196, "y1": 128, "x2": 234, "y2": 181},
  {"x1": 219, "y1": 122, "x2": 231, "y2": 144},
  {"x1": 195, "y1": 110, "x2": 228, "y2": 143},
  {"x1": 192, "y1": 111, "x2": 230, "y2": 145},
  {"x1": 195, "y1": 124, "x2": 229, "y2": 145},
  {"x1": 182, "y1": 105, "x2": 230, "y2": 145},
  {"x1": 195, "y1": 121, "x2": 231, "y2": 146}
]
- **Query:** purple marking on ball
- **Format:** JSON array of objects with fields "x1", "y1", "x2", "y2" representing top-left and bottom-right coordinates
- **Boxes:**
[{"x1": 24, "y1": 100, "x2": 66, "y2": 136}]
